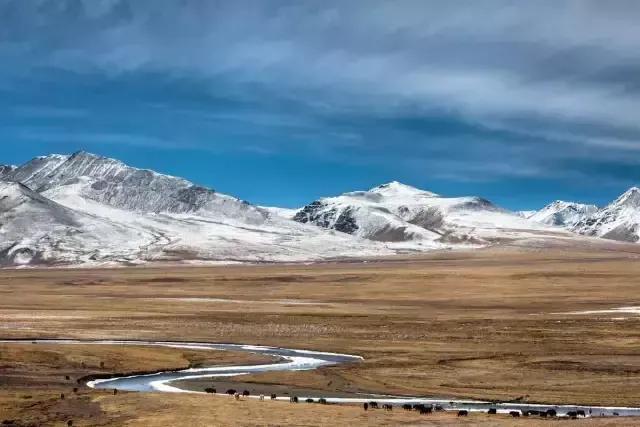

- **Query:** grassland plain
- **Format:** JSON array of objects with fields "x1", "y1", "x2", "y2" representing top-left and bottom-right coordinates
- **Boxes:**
[{"x1": 2, "y1": 244, "x2": 640, "y2": 425}]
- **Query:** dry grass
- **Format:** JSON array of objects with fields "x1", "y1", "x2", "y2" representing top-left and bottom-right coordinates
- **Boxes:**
[{"x1": 2, "y1": 245, "x2": 640, "y2": 425}]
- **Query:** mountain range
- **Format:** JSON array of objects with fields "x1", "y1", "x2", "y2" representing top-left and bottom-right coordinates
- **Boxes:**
[{"x1": 0, "y1": 151, "x2": 637, "y2": 267}]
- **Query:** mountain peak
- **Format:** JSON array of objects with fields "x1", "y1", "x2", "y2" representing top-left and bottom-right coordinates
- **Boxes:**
[
  {"x1": 612, "y1": 186, "x2": 640, "y2": 209},
  {"x1": 370, "y1": 181, "x2": 438, "y2": 197}
]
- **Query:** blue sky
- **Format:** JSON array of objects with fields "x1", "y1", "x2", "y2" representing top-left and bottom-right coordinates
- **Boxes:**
[{"x1": 1, "y1": 1, "x2": 640, "y2": 209}]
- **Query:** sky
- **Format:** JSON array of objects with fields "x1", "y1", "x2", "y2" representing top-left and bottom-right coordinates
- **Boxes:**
[{"x1": 1, "y1": 1, "x2": 640, "y2": 210}]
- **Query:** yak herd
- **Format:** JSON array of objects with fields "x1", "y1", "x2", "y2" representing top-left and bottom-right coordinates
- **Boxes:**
[{"x1": 202, "y1": 384, "x2": 596, "y2": 419}]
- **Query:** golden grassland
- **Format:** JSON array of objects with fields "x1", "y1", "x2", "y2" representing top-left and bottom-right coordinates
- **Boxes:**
[{"x1": 2, "y1": 245, "x2": 640, "y2": 425}]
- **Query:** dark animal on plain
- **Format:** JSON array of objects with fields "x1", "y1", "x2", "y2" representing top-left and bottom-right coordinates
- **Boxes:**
[
  {"x1": 383, "y1": 404, "x2": 393, "y2": 411},
  {"x1": 306, "y1": 398, "x2": 314, "y2": 403},
  {"x1": 434, "y1": 404, "x2": 444, "y2": 411},
  {"x1": 234, "y1": 393, "x2": 240, "y2": 401},
  {"x1": 402, "y1": 404, "x2": 412, "y2": 411},
  {"x1": 319, "y1": 398, "x2": 327, "y2": 405},
  {"x1": 539, "y1": 412, "x2": 547, "y2": 418},
  {"x1": 369, "y1": 401, "x2": 378, "y2": 409},
  {"x1": 457, "y1": 410, "x2": 468, "y2": 417},
  {"x1": 72, "y1": 388, "x2": 78, "y2": 394},
  {"x1": 566, "y1": 411, "x2": 578, "y2": 419},
  {"x1": 546, "y1": 409, "x2": 557, "y2": 417},
  {"x1": 100, "y1": 361, "x2": 104, "y2": 368},
  {"x1": 577, "y1": 410, "x2": 586, "y2": 417},
  {"x1": 204, "y1": 388, "x2": 216, "y2": 394},
  {"x1": 419, "y1": 406, "x2": 432, "y2": 415},
  {"x1": 270, "y1": 394, "x2": 277, "y2": 400},
  {"x1": 509, "y1": 411, "x2": 520, "y2": 417},
  {"x1": 65, "y1": 375, "x2": 70, "y2": 381},
  {"x1": 226, "y1": 389, "x2": 236, "y2": 396},
  {"x1": 528, "y1": 410, "x2": 539, "y2": 415},
  {"x1": 613, "y1": 412, "x2": 620, "y2": 416},
  {"x1": 363, "y1": 402, "x2": 368, "y2": 411},
  {"x1": 67, "y1": 421, "x2": 73, "y2": 427},
  {"x1": 60, "y1": 393, "x2": 65, "y2": 400},
  {"x1": 113, "y1": 389, "x2": 118, "y2": 395},
  {"x1": 522, "y1": 410, "x2": 530, "y2": 416},
  {"x1": 242, "y1": 390, "x2": 250, "y2": 397},
  {"x1": 487, "y1": 408, "x2": 497, "y2": 414},
  {"x1": 290, "y1": 396, "x2": 299, "y2": 403}
]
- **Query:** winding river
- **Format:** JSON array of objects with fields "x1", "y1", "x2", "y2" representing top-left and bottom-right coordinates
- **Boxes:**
[{"x1": 3, "y1": 338, "x2": 640, "y2": 418}]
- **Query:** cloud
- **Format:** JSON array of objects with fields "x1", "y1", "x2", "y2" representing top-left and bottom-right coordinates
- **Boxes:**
[{"x1": 2, "y1": 0, "x2": 640, "y2": 185}]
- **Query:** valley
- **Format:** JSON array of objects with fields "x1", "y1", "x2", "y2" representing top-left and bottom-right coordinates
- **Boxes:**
[{"x1": 2, "y1": 245, "x2": 640, "y2": 425}]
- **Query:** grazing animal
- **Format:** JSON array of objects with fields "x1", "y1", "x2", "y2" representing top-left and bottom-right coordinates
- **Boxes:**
[
  {"x1": 305, "y1": 398, "x2": 314, "y2": 403},
  {"x1": 270, "y1": 394, "x2": 277, "y2": 400},
  {"x1": 528, "y1": 410, "x2": 540, "y2": 416},
  {"x1": 226, "y1": 389, "x2": 236, "y2": 396},
  {"x1": 509, "y1": 411, "x2": 520, "y2": 417},
  {"x1": 402, "y1": 404, "x2": 412, "y2": 411},
  {"x1": 546, "y1": 409, "x2": 557, "y2": 417},
  {"x1": 290, "y1": 396, "x2": 299, "y2": 403},
  {"x1": 419, "y1": 406, "x2": 432, "y2": 415},
  {"x1": 60, "y1": 393, "x2": 65, "y2": 400},
  {"x1": 383, "y1": 404, "x2": 393, "y2": 411},
  {"x1": 369, "y1": 401, "x2": 378, "y2": 409},
  {"x1": 67, "y1": 421, "x2": 73, "y2": 427},
  {"x1": 259, "y1": 394, "x2": 264, "y2": 401},
  {"x1": 434, "y1": 404, "x2": 444, "y2": 411},
  {"x1": 234, "y1": 393, "x2": 240, "y2": 401},
  {"x1": 488, "y1": 408, "x2": 497, "y2": 414},
  {"x1": 72, "y1": 388, "x2": 78, "y2": 394},
  {"x1": 613, "y1": 412, "x2": 620, "y2": 416},
  {"x1": 363, "y1": 402, "x2": 368, "y2": 411},
  {"x1": 113, "y1": 389, "x2": 118, "y2": 395},
  {"x1": 577, "y1": 410, "x2": 586, "y2": 417},
  {"x1": 566, "y1": 411, "x2": 577, "y2": 419},
  {"x1": 457, "y1": 410, "x2": 468, "y2": 417},
  {"x1": 242, "y1": 390, "x2": 250, "y2": 397},
  {"x1": 65, "y1": 376, "x2": 70, "y2": 381},
  {"x1": 539, "y1": 412, "x2": 547, "y2": 418},
  {"x1": 204, "y1": 388, "x2": 216, "y2": 394},
  {"x1": 319, "y1": 398, "x2": 327, "y2": 405}
]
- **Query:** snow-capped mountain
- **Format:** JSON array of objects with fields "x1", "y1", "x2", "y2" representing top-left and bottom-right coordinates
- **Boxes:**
[
  {"x1": 293, "y1": 181, "x2": 560, "y2": 248},
  {"x1": 573, "y1": 187, "x2": 640, "y2": 243},
  {"x1": 3, "y1": 151, "x2": 266, "y2": 223},
  {"x1": 0, "y1": 152, "x2": 395, "y2": 266},
  {"x1": 1, "y1": 151, "x2": 627, "y2": 267},
  {"x1": 528, "y1": 201, "x2": 598, "y2": 227}
]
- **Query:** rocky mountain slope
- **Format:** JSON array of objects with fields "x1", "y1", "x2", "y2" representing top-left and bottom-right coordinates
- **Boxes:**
[
  {"x1": 293, "y1": 181, "x2": 561, "y2": 248},
  {"x1": 528, "y1": 201, "x2": 598, "y2": 227},
  {"x1": 2, "y1": 151, "x2": 266, "y2": 223},
  {"x1": 573, "y1": 188, "x2": 640, "y2": 243}
]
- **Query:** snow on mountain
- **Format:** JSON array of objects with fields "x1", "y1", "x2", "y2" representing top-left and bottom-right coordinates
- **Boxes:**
[
  {"x1": 0, "y1": 165, "x2": 16, "y2": 178},
  {"x1": 293, "y1": 181, "x2": 560, "y2": 248},
  {"x1": 260, "y1": 206, "x2": 299, "y2": 219},
  {"x1": 517, "y1": 210, "x2": 537, "y2": 219},
  {"x1": 3, "y1": 151, "x2": 267, "y2": 224},
  {"x1": 0, "y1": 153, "x2": 394, "y2": 266},
  {"x1": 0, "y1": 181, "x2": 151, "y2": 266},
  {"x1": 528, "y1": 201, "x2": 598, "y2": 227},
  {"x1": 573, "y1": 187, "x2": 640, "y2": 243}
]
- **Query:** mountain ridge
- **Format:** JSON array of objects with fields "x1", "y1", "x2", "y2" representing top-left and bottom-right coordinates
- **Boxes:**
[{"x1": 0, "y1": 151, "x2": 637, "y2": 267}]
